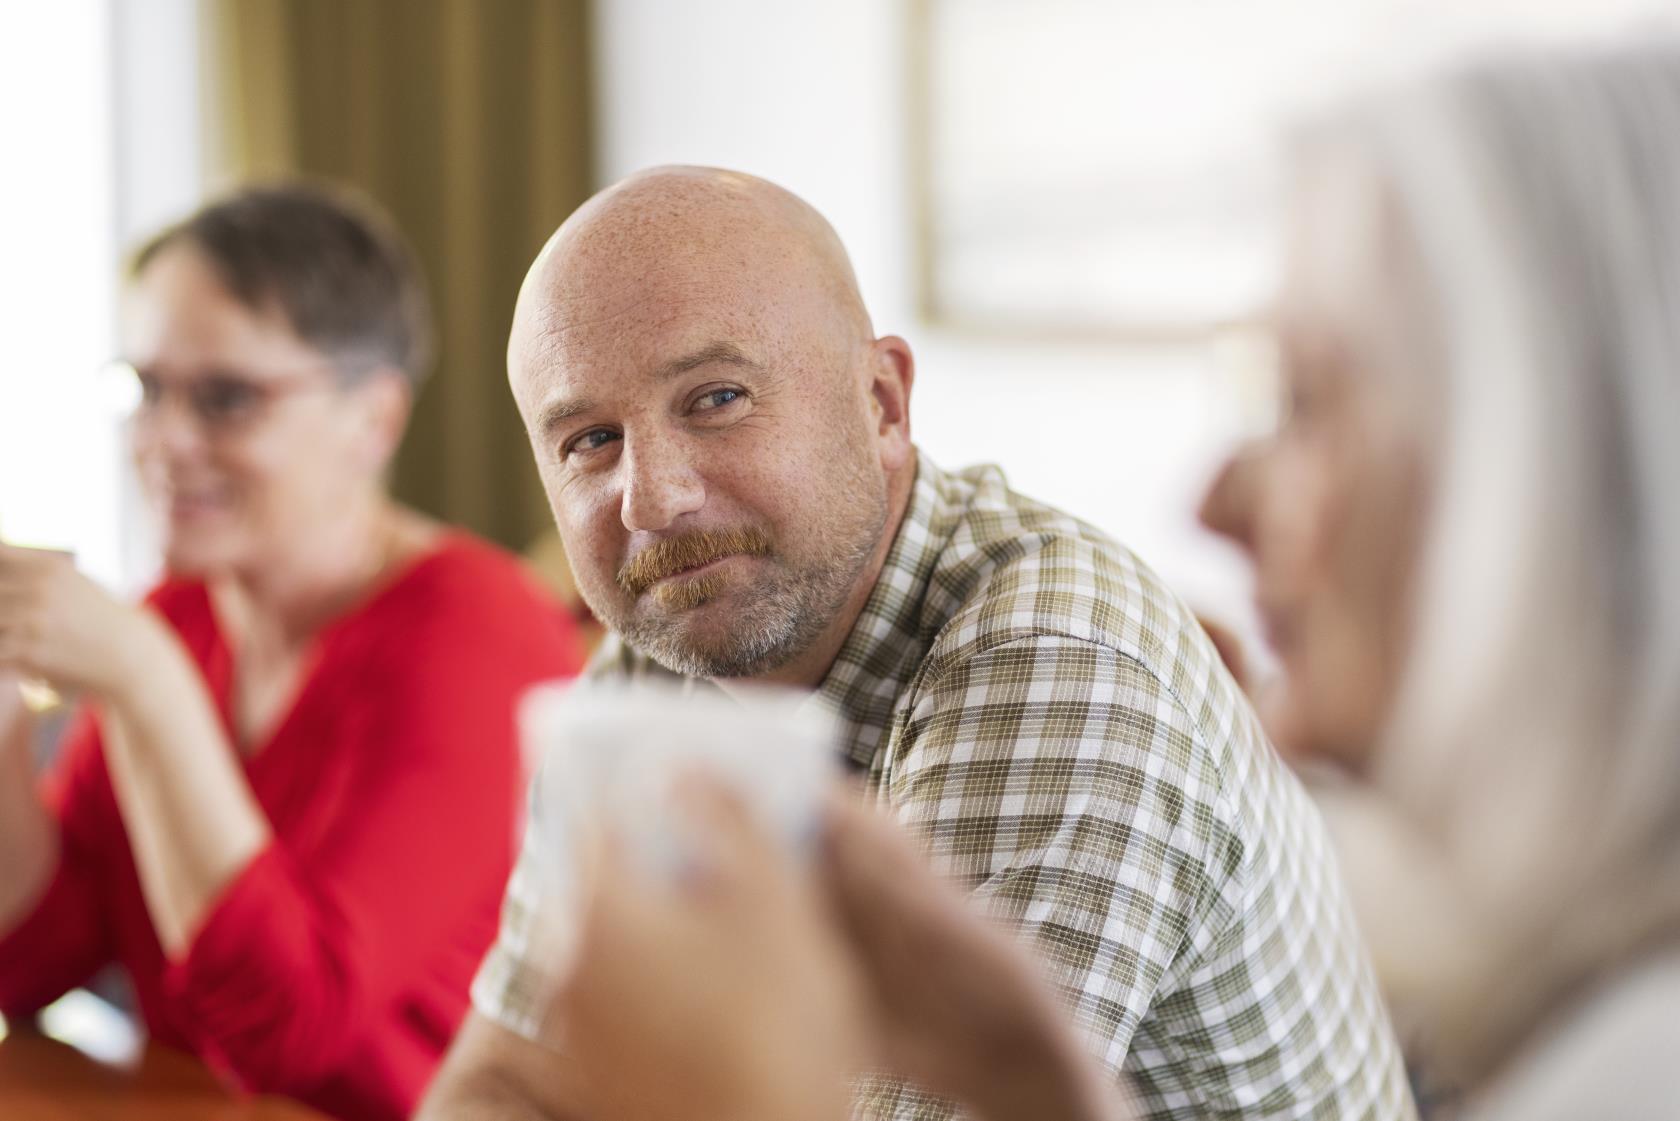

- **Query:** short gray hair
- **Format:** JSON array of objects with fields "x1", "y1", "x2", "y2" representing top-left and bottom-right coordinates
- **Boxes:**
[{"x1": 132, "y1": 181, "x2": 434, "y2": 386}]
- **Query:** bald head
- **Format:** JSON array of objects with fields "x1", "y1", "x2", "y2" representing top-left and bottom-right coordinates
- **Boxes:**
[
  {"x1": 505, "y1": 166, "x2": 916, "y2": 685},
  {"x1": 511, "y1": 166, "x2": 872, "y2": 380}
]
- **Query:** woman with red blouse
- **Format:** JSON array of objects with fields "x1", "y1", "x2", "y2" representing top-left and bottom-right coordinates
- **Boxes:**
[{"x1": 0, "y1": 184, "x2": 583, "y2": 1121}]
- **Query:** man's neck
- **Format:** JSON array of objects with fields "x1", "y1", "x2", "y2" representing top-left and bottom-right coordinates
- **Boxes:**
[{"x1": 715, "y1": 460, "x2": 917, "y2": 699}]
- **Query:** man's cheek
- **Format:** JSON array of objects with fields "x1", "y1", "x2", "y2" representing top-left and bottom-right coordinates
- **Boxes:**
[
  {"x1": 570, "y1": 534, "x2": 611, "y2": 584},
  {"x1": 551, "y1": 507, "x2": 617, "y2": 593}
]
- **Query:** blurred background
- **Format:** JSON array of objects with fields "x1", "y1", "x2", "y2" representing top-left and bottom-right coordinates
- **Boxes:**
[{"x1": 1, "y1": 0, "x2": 1672, "y2": 636}]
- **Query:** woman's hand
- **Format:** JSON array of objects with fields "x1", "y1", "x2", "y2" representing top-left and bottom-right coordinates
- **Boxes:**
[
  {"x1": 820, "y1": 794, "x2": 1135, "y2": 1121},
  {"x1": 551, "y1": 775, "x2": 1133, "y2": 1121},
  {"x1": 557, "y1": 774, "x2": 868, "y2": 1121},
  {"x1": 0, "y1": 550, "x2": 269, "y2": 959},
  {"x1": 0, "y1": 545, "x2": 166, "y2": 702}
]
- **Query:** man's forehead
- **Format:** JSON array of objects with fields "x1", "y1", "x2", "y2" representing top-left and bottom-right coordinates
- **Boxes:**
[
  {"x1": 524, "y1": 284, "x2": 765, "y2": 369},
  {"x1": 508, "y1": 179, "x2": 862, "y2": 414},
  {"x1": 526, "y1": 241, "x2": 777, "y2": 344}
]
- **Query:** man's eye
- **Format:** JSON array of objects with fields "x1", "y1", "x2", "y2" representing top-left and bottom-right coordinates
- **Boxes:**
[
  {"x1": 693, "y1": 387, "x2": 743, "y2": 412},
  {"x1": 565, "y1": 428, "x2": 621, "y2": 458}
]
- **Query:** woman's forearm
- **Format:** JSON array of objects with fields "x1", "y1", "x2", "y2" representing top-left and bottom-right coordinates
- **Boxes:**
[
  {"x1": 0, "y1": 679, "x2": 57, "y2": 934},
  {"x1": 99, "y1": 623, "x2": 270, "y2": 958}
]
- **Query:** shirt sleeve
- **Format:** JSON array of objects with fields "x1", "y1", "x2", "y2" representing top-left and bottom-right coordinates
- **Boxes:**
[
  {"x1": 0, "y1": 708, "x2": 117, "y2": 1019},
  {"x1": 469, "y1": 779, "x2": 570, "y2": 1048},
  {"x1": 470, "y1": 640, "x2": 647, "y2": 1049},
  {"x1": 158, "y1": 605, "x2": 564, "y2": 1093},
  {"x1": 851, "y1": 634, "x2": 1242, "y2": 1121}
]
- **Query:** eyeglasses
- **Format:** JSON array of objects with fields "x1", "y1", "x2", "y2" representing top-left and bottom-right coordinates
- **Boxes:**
[{"x1": 107, "y1": 361, "x2": 340, "y2": 437}]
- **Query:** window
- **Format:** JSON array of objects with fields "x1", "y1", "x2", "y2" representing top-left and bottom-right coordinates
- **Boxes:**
[
  {"x1": 0, "y1": 0, "x2": 204, "y2": 594},
  {"x1": 914, "y1": 0, "x2": 1678, "y2": 337},
  {"x1": 0, "y1": 3, "x2": 125, "y2": 585}
]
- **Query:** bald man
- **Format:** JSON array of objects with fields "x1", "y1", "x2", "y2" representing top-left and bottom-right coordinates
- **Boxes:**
[{"x1": 420, "y1": 168, "x2": 1412, "y2": 1120}]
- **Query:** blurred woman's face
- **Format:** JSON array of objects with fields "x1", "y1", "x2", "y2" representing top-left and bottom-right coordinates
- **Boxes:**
[
  {"x1": 1201, "y1": 185, "x2": 1430, "y2": 768},
  {"x1": 123, "y1": 245, "x2": 392, "y2": 577}
]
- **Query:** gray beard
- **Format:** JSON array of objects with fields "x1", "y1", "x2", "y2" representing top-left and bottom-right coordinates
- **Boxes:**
[{"x1": 619, "y1": 498, "x2": 886, "y2": 681}]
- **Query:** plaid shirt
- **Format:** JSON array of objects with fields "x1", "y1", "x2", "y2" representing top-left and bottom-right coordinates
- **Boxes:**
[{"x1": 474, "y1": 455, "x2": 1415, "y2": 1121}]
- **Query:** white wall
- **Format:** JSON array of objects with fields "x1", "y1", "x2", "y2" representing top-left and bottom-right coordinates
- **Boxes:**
[{"x1": 592, "y1": 0, "x2": 1261, "y2": 624}]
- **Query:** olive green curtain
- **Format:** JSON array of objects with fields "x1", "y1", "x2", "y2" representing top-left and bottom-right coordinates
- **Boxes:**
[{"x1": 205, "y1": 0, "x2": 594, "y2": 550}]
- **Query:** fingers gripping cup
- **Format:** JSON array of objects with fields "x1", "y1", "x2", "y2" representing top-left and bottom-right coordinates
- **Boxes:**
[{"x1": 514, "y1": 678, "x2": 839, "y2": 1010}]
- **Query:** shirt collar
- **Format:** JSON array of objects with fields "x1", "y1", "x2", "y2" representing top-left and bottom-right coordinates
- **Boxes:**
[{"x1": 810, "y1": 452, "x2": 957, "y2": 770}]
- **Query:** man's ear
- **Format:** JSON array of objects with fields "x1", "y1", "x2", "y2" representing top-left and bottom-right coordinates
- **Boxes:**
[{"x1": 868, "y1": 335, "x2": 914, "y2": 471}]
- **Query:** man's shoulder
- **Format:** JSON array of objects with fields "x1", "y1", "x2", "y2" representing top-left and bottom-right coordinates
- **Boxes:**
[
  {"x1": 904, "y1": 462, "x2": 1303, "y2": 856},
  {"x1": 918, "y1": 462, "x2": 1207, "y2": 695}
]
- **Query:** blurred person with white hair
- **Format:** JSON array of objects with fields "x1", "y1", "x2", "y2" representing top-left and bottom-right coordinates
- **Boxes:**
[
  {"x1": 1198, "y1": 37, "x2": 1680, "y2": 1116},
  {"x1": 458, "y1": 38, "x2": 1680, "y2": 1121}
]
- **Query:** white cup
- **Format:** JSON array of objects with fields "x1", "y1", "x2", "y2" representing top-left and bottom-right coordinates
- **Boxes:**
[
  {"x1": 514, "y1": 677, "x2": 839, "y2": 995},
  {"x1": 0, "y1": 539, "x2": 75, "y2": 713}
]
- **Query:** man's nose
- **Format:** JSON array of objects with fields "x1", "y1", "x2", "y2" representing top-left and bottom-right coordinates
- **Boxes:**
[{"x1": 619, "y1": 436, "x2": 706, "y2": 533}]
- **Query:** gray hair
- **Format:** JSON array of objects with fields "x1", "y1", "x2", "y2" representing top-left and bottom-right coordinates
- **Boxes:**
[
  {"x1": 133, "y1": 181, "x2": 434, "y2": 387},
  {"x1": 1293, "y1": 41, "x2": 1680, "y2": 1084}
]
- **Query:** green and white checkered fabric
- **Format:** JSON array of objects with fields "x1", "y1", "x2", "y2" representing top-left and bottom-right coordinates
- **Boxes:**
[{"x1": 473, "y1": 454, "x2": 1415, "y2": 1121}]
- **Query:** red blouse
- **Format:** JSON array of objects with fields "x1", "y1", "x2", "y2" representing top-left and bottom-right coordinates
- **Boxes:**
[{"x1": 0, "y1": 534, "x2": 584, "y2": 1121}]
